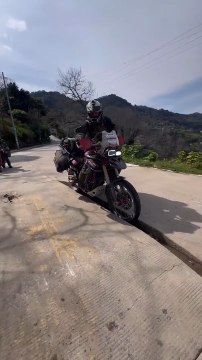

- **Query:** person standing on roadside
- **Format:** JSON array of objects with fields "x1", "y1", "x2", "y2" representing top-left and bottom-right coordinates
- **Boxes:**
[
  {"x1": 0, "y1": 143, "x2": 4, "y2": 172},
  {"x1": 0, "y1": 137, "x2": 12, "y2": 169}
]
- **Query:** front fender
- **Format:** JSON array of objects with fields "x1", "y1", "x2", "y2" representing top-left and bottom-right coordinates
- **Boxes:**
[{"x1": 109, "y1": 158, "x2": 127, "y2": 170}]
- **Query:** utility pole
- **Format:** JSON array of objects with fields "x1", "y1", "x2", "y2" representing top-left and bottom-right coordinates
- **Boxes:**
[{"x1": 2, "y1": 72, "x2": 19, "y2": 149}]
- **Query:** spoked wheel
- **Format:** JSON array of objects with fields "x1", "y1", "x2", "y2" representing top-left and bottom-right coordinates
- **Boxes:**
[{"x1": 106, "y1": 179, "x2": 141, "y2": 223}]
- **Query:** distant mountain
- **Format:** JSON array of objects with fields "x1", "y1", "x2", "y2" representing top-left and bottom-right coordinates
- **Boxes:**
[
  {"x1": 99, "y1": 94, "x2": 202, "y2": 131},
  {"x1": 32, "y1": 91, "x2": 202, "y2": 158}
]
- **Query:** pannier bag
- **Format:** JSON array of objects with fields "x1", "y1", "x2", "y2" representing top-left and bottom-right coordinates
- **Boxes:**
[{"x1": 54, "y1": 149, "x2": 70, "y2": 173}]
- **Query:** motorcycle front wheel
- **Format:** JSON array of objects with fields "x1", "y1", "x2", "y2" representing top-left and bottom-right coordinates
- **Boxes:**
[{"x1": 106, "y1": 179, "x2": 141, "y2": 224}]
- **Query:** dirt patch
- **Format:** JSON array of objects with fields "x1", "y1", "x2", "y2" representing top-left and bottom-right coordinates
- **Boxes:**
[
  {"x1": 0, "y1": 192, "x2": 21, "y2": 203},
  {"x1": 107, "y1": 321, "x2": 118, "y2": 331},
  {"x1": 51, "y1": 355, "x2": 57, "y2": 360}
]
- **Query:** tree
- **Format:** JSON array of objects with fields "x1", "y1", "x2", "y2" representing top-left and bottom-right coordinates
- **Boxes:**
[
  {"x1": 12, "y1": 109, "x2": 28, "y2": 122},
  {"x1": 0, "y1": 74, "x2": 12, "y2": 115},
  {"x1": 0, "y1": 74, "x2": 12, "y2": 93},
  {"x1": 58, "y1": 67, "x2": 95, "y2": 107},
  {"x1": 0, "y1": 77, "x2": 48, "y2": 147}
]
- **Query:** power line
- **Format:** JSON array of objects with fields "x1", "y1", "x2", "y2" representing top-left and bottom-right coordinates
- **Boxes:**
[
  {"x1": 134, "y1": 40, "x2": 202, "y2": 79},
  {"x1": 99, "y1": 33, "x2": 202, "y2": 86},
  {"x1": 113, "y1": 35, "x2": 202, "y2": 82},
  {"x1": 118, "y1": 25, "x2": 202, "y2": 72},
  {"x1": 93, "y1": 22, "x2": 202, "y2": 80}
]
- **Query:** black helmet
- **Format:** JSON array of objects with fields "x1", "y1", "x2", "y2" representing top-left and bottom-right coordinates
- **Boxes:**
[{"x1": 86, "y1": 100, "x2": 102, "y2": 122}]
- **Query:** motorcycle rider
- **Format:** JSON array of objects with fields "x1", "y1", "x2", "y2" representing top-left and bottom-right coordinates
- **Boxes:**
[
  {"x1": 60, "y1": 100, "x2": 118, "y2": 154},
  {"x1": 75, "y1": 100, "x2": 119, "y2": 189},
  {"x1": 59, "y1": 100, "x2": 119, "y2": 188},
  {"x1": 75, "y1": 100, "x2": 115, "y2": 140}
]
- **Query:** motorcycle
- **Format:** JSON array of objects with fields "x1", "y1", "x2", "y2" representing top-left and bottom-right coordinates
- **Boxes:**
[{"x1": 63, "y1": 136, "x2": 141, "y2": 224}]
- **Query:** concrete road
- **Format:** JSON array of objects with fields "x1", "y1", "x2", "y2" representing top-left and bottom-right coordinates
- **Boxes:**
[
  {"x1": 0, "y1": 145, "x2": 202, "y2": 360},
  {"x1": 125, "y1": 165, "x2": 202, "y2": 263}
]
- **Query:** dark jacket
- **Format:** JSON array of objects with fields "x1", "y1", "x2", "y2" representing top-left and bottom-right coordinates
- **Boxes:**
[
  {"x1": 0, "y1": 139, "x2": 10, "y2": 156},
  {"x1": 75, "y1": 116, "x2": 115, "y2": 140}
]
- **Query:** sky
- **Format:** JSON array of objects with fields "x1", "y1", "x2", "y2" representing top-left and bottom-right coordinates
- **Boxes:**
[{"x1": 0, "y1": 0, "x2": 202, "y2": 114}]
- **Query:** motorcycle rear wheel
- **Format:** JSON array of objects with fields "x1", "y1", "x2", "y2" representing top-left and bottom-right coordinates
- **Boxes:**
[{"x1": 106, "y1": 179, "x2": 141, "y2": 224}]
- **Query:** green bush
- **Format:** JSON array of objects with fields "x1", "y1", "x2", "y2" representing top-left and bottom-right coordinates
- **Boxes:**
[
  {"x1": 16, "y1": 123, "x2": 35, "y2": 145},
  {"x1": 177, "y1": 151, "x2": 187, "y2": 162},
  {"x1": 121, "y1": 144, "x2": 202, "y2": 175},
  {"x1": 186, "y1": 151, "x2": 202, "y2": 165},
  {"x1": 122, "y1": 144, "x2": 142, "y2": 156},
  {"x1": 122, "y1": 144, "x2": 158, "y2": 162},
  {"x1": 122, "y1": 144, "x2": 147, "y2": 159},
  {"x1": 144, "y1": 151, "x2": 158, "y2": 162}
]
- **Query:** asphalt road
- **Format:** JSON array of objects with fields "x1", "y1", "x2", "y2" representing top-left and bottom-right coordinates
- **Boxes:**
[{"x1": 0, "y1": 144, "x2": 202, "y2": 360}]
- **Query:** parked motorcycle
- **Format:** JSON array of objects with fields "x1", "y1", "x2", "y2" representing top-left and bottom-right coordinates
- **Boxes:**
[{"x1": 62, "y1": 137, "x2": 141, "y2": 223}]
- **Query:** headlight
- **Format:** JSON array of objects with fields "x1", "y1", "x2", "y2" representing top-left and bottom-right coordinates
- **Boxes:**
[
  {"x1": 107, "y1": 150, "x2": 122, "y2": 157},
  {"x1": 116, "y1": 151, "x2": 121, "y2": 156}
]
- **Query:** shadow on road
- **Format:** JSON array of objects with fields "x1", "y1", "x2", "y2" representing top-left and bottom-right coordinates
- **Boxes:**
[
  {"x1": 0, "y1": 209, "x2": 17, "y2": 245},
  {"x1": 11, "y1": 154, "x2": 41, "y2": 163},
  {"x1": 0, "y1": 166, "x2": 30, "y2": 176},
  {"x1": 139, "y1": 192, "x2": 202, "y2": 235},
  {"x1": 58, "y1": 180, "x2": 108, "y2": 208},
  {"x1": 58, "y1": 181, "x2": 202, "y2": 236}
]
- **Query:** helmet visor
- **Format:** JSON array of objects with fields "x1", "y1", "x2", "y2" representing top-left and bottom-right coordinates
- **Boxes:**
[{"x1": 89, "y1": 110, "x2": 101, "y2": 119}]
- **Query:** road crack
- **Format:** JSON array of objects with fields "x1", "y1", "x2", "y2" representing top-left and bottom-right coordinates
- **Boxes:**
[{"x1": 150, "y1": 263, "x2": 182, "y2": 284}]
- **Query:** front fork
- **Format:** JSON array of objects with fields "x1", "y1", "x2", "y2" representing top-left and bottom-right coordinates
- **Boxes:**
[
  {"x1": 102, "y1": 165, "x2": 110, "y2": 185},
  {"x1": 102, "y1": 165, "x2": 119, "y2": 184},
  {"x1": 103, "y1": 165, "x2": 119, "y2": 203}
]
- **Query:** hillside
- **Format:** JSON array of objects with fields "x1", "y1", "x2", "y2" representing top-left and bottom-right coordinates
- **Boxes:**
[{"x1": 32, "y1": 91, "x2": 202, "y2": 158}]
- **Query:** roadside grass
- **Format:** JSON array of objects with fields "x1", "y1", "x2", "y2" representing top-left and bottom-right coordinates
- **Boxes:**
[{"x1": 122, "y1": 155, "x2": 202, "y2": 175}]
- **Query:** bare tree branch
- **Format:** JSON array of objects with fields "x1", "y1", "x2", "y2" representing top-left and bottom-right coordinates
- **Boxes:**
[{"x1": 58, "y1": 68, "x2": 95, "y2": 108}]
